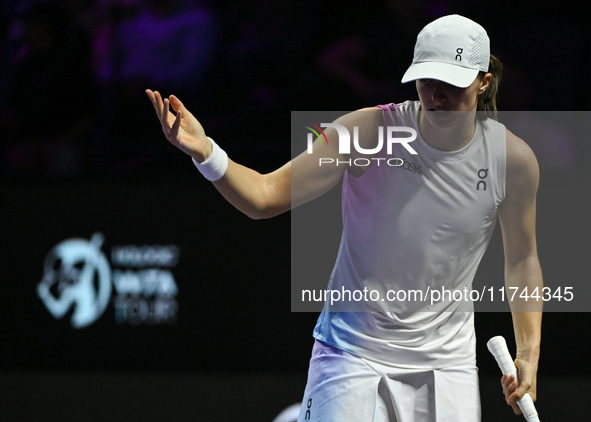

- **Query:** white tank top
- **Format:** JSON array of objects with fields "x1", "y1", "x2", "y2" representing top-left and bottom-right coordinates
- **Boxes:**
[{"x1": 313, "y1": 101, "x2": 507, "y2": 369}]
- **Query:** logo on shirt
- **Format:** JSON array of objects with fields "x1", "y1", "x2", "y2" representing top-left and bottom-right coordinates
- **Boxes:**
[
  {"x1": 305, "y1": 397, "x2": 313, "y2": 420},
  {"x1": 396, "y1": 158, "x2": 423, "y2": 174},
  {"x1": 476, "y1": 168, "x2": 488, "y2": 191}
]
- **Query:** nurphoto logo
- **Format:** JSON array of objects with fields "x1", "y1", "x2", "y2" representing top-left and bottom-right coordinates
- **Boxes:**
[{"x1": 303, "y1": 122, "x2": 418, "y2": 167}]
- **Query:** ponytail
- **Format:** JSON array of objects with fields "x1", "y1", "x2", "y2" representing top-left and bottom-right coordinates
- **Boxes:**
[{"x1": 477, "y1": 54, "x2": 503, "y2": 120}]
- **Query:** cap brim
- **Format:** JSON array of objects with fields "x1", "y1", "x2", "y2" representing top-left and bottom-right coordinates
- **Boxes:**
[{"x1": 401, "y1": 62, "x2": 479, "y2": 88}]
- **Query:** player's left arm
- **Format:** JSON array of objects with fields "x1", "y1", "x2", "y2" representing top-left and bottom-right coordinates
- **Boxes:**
[{"x1": 498, "y1": 129, "x2": 543, "y2": 415}]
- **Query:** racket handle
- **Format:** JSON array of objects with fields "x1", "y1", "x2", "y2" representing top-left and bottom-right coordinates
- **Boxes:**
[{"x1": 487, "y1": 336, "x2": 540, "y2": 422}]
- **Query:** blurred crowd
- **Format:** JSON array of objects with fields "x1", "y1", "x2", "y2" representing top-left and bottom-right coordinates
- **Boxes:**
[{"x1": 0, "y1": 0, "x2": 589, "y2": 182}]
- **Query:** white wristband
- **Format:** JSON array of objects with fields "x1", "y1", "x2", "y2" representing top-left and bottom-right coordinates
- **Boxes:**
[{"x1": 191, "y1": 137, "x2": 228, "y2": 181}]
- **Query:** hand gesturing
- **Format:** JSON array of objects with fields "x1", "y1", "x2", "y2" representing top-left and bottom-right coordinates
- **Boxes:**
[{"x1": 146, "y1": 89, "x2": 212, "y2": 162}]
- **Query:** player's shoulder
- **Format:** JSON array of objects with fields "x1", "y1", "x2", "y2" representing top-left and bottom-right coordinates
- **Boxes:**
[
  {"x1": 505, "y1": 128, "x2": 539, "y2": 189},
  {"x1": 346, "y1": 106, "x2": 382, "y2": 117},
  {"x1": 505, "y1": 129, "x2": 538, "y2": 170},
  {"x1": 334, "y1": 106, "x2": 383, "y2": 128}
]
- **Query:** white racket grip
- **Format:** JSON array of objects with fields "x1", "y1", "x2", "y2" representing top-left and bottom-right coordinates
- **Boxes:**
[{"x1": 487, "y1": 336, "x2": 540, "y2": 422}]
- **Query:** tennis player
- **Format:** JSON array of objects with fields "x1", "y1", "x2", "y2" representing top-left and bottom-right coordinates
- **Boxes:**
[{"x1": 147, "y1": 14, "x2": 542, "y2": 421}]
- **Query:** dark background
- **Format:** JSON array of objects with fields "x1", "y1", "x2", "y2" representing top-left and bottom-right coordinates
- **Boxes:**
[{"x1": 1, "y1": 0, "x2": 589, "y2": 420}]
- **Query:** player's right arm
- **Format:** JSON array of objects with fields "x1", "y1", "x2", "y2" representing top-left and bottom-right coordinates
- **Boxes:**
[{"x1": 146, "y1": 90, "x2": 381, "y2": 219}]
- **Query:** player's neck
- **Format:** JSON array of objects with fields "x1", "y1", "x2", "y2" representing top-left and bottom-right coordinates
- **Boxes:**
[{"x1": 418, "y1": 112, "x2": 477, "y2": 152}]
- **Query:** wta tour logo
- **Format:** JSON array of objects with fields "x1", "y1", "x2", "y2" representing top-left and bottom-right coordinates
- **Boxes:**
[
  {"x1": 37, "y1": 233, "x2": 112, "y2": 328},
  {"x1": 37, "y1": 233, "x2": 179, "y2": 328},
  {"x1": 303, "y1": 122, "x2": 418, "y2": 167}
]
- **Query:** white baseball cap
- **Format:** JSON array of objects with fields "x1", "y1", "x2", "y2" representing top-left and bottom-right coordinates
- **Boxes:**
[{"x1": 401, "y1": 15, "x2": 490, "y2": 88}]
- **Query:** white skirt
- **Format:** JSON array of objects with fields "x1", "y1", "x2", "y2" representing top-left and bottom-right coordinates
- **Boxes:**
[{"x1": 297, "y1": 340, "x2": 481, "y2": 422}]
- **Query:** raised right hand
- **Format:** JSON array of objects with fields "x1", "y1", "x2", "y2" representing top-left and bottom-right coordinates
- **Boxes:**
[{"x1": 146, "y1": 89, "x2": 212, "y2": 163}]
